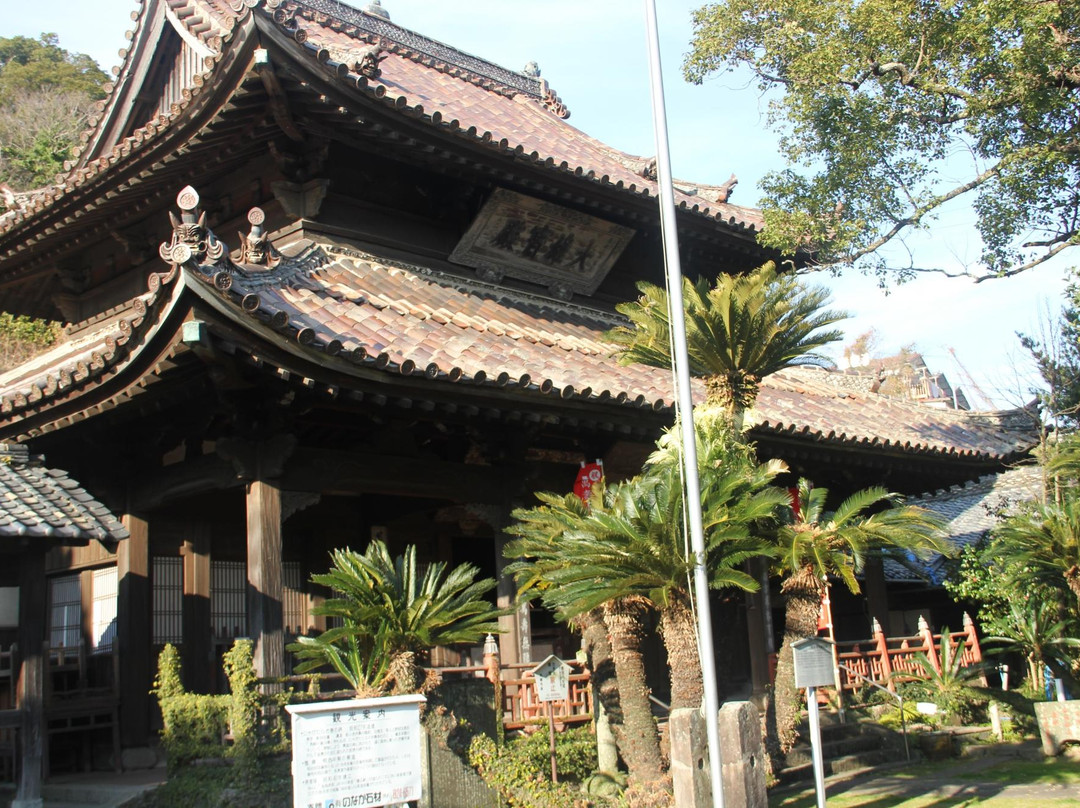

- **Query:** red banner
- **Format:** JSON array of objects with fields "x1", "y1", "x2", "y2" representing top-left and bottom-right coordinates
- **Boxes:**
[{"x1": 573, "y1": 462, "x2": 604, "y2": 504}]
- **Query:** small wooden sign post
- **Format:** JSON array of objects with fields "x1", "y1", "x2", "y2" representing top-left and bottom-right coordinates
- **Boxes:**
[
  {"x1": 792, "y1": 637, "x2": 835, "y2": 808},
  {"x1": 531, "y1": 654, "x2": 571, "y2": 783}
]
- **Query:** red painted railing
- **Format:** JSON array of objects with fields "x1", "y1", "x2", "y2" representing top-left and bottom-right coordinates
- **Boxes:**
[{"x1": 835, "y1": 613, "x2": 984, "y2": 693}]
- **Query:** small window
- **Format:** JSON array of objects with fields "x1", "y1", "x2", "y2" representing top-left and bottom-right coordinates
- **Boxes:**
[
  {"x1": 211, "y1": 560, "x2": 246, "y2": 639},
  {"x1": 153, "y1": 557, "x2": 183, "y2": 645},
  {"x1": 283, "y1": 561, "x2": 307, "y2": 636},
  {"x1": 91, "y1": 567, "x2": 118, "y2": 653},
  {"x1": 48, "y1": 574, "x2": 81, "y2": 650}
]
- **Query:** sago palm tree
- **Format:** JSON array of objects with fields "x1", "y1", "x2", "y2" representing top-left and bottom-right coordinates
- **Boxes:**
[
  {"x1": 769, "y1": 479, "x2": 948, "y2": 753},
  {"x1": 288, "y1": 541, "x2": 503, "y2": 696},
  {"x1": 507, "y1": 423, "x2": 787, "y2": 783},
  {"x1": 606, "y1": 261, "x2": 846, "y2": 430},
  {"x1": 992, "y1": 493, "x2": 1080, "y2": 609},
  {"x1": 985, "y1": 598, "x2": 1080, "y2": 694},
  {"x1": 506, "y1": 489, "x2": 666, "y2": 785}
]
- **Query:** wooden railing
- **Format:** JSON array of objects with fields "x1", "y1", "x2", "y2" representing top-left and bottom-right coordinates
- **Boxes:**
[
  {"x1": 435, "y1": 660, "x2": 593, "y2": 732},
  {"x1": 835, "y1": 613, "x2": 984, "y2": 693}
]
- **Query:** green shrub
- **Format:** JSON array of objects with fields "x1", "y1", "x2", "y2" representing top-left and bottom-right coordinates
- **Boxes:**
[
  {"x1": 158, "y1": 691, "x2": 230, "y2": 772},
  {"x1": 223, "y1": 639, "x2": 259, "y2": 773},
  {"x1": 508, "y1": 725, "x2": 600, "y2": 784},
  {"x1": 468, "y1": 727, "x2": 618, "y2": 808}
]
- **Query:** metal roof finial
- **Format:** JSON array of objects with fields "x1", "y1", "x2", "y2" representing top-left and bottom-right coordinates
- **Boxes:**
[{"x1": 364, "y1": 0, "x2": 390, "y2": 20}]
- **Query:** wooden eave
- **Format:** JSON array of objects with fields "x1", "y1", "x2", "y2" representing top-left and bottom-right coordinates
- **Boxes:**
[
  {"x1": 250, "y1": 14, "x2": 779, "y2": 269},
  {"x1": 0, "y1": 13, "x2": 262, "y2": 305}
]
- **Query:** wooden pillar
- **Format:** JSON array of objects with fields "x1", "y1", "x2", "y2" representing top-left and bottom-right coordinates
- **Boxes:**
[
  {"x1": 494, "y1": 533, "x2": 522, "y2": 667},
  {"x1": 118, "y1": 512, "x2": 151, "y2": 747},
  {"x1": 872, "y1": 618, "x2": 895, "y2": 693},
  {"x1": 181, "y1": 526, "x2": 211, "y2": 693},
  {"x1": 14, "y1": 550, "x2": 46, "y2": 808},
  {"x1": 863, "y1": 555, "x2": 889, "y2": 633},
  {"x1": 918, "y1": 616, "x2": 940, "y2": 674},
  {"x1": 744, "y1": 557, "x2": 771, "y2": 705},
  {"x1": 247, "y1": 479, "x2": 283, "y2": 682}
]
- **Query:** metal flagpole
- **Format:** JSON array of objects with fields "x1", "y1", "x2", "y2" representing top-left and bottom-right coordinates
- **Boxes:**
[{"x1": 642, "y1": 2, "x2": 725, "y2": 805}]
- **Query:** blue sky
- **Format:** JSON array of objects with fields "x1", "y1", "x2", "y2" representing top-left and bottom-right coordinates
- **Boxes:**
[{"x1": 2, "y1": 0, "x2": 1071, "y2": 408}]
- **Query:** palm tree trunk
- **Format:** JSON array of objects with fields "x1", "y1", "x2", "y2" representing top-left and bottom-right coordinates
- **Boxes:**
[
  {"x1": 770, "y1": 567, "x2": 824, "y2": 759},
  {"x1": 578, "y1": 608, "x2": 621, "y2": 773},
  {"x1": 604, "y1": 597, "x2": 665, "y2": 785},
  {"x1": 658, "y1": 598, "x2": 704, "y2": 711}
]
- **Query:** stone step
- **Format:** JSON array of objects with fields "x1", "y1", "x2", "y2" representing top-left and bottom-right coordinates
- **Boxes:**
[
  {"x1": 782, "y1": 733, "x2": 887, "y2": 768},
  {"x1": 776, "y1": 748, "x2": 896, "y2": 788}
]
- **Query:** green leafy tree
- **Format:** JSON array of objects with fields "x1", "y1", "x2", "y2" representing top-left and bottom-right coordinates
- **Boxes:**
[
  {"x1": 0, "y1": 34, "x2": 108, "y2": 192},
  {"x1": 0, "y1": 313, "x2": 61, "y2": 371},
  {"x1": 685, "y1": 0, "x2": 1080, "y2": 282},
  {"x1": 769, "y1": 479, "x2": 947, "y2": 754},
  {"x1": 0, "y1": 34, "x2": 108, "y2": 102},
  {"x1": 288, "y1": 541, "x2": 503, "y2": 696},
  {"x1": 607, "y1": 262, "x2": 845, "y2": 430},
  {"x1": 1019, "y1": 269, "x2": 1080, "y2": 427},
  {"x1": 992, "y1": 494, "x2": 1080, "y2": 610}
]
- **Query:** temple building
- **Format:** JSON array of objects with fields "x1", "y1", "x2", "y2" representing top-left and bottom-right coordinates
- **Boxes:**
[{"x1": 0, "y1": 0, "x2": 1035, "y2": 772}]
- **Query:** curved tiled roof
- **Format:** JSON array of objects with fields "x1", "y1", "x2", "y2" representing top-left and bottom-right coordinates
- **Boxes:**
[
  {"x1": 0, "y1": 0, "x2": 762, "y2": 265},
  {"x1": 0, "y1": 444, "x2": 128, "y2": 544},
  {"x1": 1, "y1": 189, "x2": 1033, "y2": 461}
]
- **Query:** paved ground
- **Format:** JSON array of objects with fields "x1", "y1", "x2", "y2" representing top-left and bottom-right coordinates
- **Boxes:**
[
  {"x1": 775, "y1": 740, "x2": 1080, "y2": 806},
  {"x1": 0, "y1": 767, "x2": 165, "y2": 808}
]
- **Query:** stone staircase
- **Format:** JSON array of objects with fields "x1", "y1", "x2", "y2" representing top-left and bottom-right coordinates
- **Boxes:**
[{"x1": 776, "y1": 714, "x2": 909, "y2": 787}]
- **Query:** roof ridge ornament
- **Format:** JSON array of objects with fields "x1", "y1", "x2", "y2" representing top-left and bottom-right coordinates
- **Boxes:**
[
  {"x1": 237, "y1": 207, "x2": 282, "y2": 268},
  {"x1": 160, "y1": 186, "x2": 226, "y2": 267},
  {"x1": 363, "y1": 1, "x2": 390, "y2": 20}
]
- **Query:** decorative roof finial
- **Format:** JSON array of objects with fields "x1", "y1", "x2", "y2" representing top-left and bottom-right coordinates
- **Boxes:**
[
  {"x1": 160, "y1": 186, "x2": 225, "y2": 266},
  {"x1": 522, "y1": 61, "x2": 540, "y2": 78},
  {"x1": 237, "y1": 207, "x2": 281, "y2": 268},
  {"x1": 364, "y1": 0, "x2": 390, "y2": 20}
]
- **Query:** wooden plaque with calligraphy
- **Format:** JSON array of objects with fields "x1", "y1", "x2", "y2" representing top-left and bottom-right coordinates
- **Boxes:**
[{"x1": 449, "y1": 188, "x2": 635, "y2": 298}]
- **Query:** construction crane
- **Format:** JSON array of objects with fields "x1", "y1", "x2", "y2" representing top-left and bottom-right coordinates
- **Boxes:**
[{"x1": 947, "y1": 347, "x2": 994, "y2": 410}]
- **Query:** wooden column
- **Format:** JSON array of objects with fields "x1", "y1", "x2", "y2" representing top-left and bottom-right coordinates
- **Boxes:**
[
  {"x1": 494, "y1": 533, "x2": 522, "y2": 667},
  {"x1": 181, "y1": 526, "x2": 211, "y2": 693},
  {"x1": 247, "y1": 479, "x2": 283, "y2": 681},
  {"x1": 744, "y1": 558, "x2": 772, "y2": 705},
  {"x1": 118, "y1": 513, "x2": 151, "y2": 747},
  {"x1": 14, "y1": 549, "x2": 46, "y2": 808},
  {"x1": 863, "y1": 555, "x2": 890, "y2": 634}
]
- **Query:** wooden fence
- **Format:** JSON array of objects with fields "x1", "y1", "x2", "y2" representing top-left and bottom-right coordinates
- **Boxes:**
[{"x1": 835, "y1": 612, "x2": 985, "y2": 693}]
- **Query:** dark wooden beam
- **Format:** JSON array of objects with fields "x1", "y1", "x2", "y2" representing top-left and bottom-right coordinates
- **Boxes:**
[
  {"x1": 246, "y1": 479, "x2": 283, "y2": 682},
  {"x1": 181, "y1": 525, "x2": 212, "y2": 694},
  {"x1": 16, "y1": 550, "x2": 46, "y2": 805},
  {"x1": 282, "y1": 447, "x2": 513, "y2": 503},
  {"x1": 118, "y1": 511, "x2": 151, "y2": 747}
]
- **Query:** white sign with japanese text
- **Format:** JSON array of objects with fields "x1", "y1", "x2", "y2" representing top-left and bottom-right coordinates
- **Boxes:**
[
  {"x1": 531, "y1": 655, "x2": 571, "y2": 702},
  {"x1": 286, "y1": 694, "x2": 426, "y2": 808}
]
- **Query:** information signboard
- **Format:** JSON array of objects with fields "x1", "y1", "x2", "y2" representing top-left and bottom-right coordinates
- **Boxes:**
[
  {"x1": 792, "y1": 637, "x2": 835, "y2": 690},
  {"x1": 286, "y1": 694, "x2": 426, "y2": 808},
  {"x1": 531, "y1": 655, "x2": 571, "y2": 703}
]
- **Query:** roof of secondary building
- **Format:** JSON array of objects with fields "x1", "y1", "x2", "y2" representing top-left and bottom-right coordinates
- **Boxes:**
[
  {"x1": 0, "y1": 443, "x2": 129, "y2": 545},
  {"x1": 883, "y1": 464, "x2": 1044, "y2": 583}
]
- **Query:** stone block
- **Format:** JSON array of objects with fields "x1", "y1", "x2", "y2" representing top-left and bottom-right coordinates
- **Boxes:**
[
  {"x1": 670, "y1": 702, "x2": 767, "y2": 808},
  {"x1": 1034, "y1": 700, "x2": 1080, "y2": 756}
]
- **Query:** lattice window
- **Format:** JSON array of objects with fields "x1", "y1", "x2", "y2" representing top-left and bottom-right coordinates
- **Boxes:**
[
  {"x1": 91, "y1": 567, "x2": 118, "y2": 653},
  {"x1": 211, "y1": 560, "x2": 246, "y2": 639},
  {"x1": 153, "y1": 557, "x2": 183, "y2": 645},
  {"x1": 48, "y1": 574, "x2": 81, "y2": 650},
  {"x1": 283, "y1": 562, "x2": 307, "y2": 636}
]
